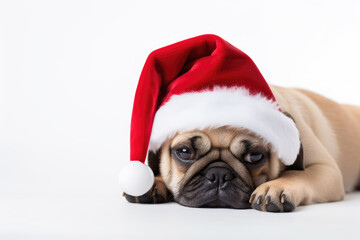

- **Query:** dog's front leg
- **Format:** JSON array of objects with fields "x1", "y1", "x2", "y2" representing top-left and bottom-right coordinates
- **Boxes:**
[
  {"x1": 250, "y1": 123, "x2": 345, "y2": 212},
  {"x1": 249, "y1": 164, "x2": 345, "y2": 212}
]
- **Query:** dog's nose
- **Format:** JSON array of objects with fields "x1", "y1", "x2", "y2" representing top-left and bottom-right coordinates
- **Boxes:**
[{"x1": 205, "y1": 167, "x2": 235, "y2": 186}]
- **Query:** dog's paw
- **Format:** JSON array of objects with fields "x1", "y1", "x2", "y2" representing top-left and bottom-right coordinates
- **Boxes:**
[
  {"x1": 249, "y1": 182, "x2": 296, "y2": 212},
  {"x1": 123, "y1": 176, "x2": 169, "y2": 204}
]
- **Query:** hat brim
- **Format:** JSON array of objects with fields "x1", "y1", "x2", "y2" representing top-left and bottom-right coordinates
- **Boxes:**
[{"x1": 149, "y1": 87, "x2": 300, "y2": 165}]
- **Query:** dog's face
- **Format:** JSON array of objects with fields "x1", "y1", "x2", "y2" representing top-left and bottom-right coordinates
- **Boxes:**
[{"x1": 156, "y1": 127, "x2": 286, "y2": 208}]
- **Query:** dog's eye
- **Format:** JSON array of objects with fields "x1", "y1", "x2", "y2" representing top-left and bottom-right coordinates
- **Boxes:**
[
  {"x1": 244, "y1": 152, "x2": 264, "y2": 163},
  {"x1": 174, "y1": 146, "x2": 196, "y2": 161}
]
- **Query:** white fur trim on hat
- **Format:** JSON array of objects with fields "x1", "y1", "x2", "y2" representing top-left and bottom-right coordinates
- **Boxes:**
[{"x1": 149, "y1": 87, "x2": 300, "y2": 165}]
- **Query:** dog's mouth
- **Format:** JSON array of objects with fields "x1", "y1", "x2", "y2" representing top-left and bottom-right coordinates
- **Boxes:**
[
  {"x1": 176, "y1": 161, "x2": 253, "y2": 209},
  {"x1": 199, "y1": 187, "x2": 251, "y2": 209}
]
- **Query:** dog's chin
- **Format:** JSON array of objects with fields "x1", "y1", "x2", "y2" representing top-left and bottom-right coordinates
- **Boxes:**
[
  {"x1": 175, "y1": 177, "x2": 253, "y2": 209},
  {"x1": 175, "y1": 188, "x2": 251, "y2": 209},
  {"x1": 202, "y1": 199, "x2": 250, "y2": 209}
]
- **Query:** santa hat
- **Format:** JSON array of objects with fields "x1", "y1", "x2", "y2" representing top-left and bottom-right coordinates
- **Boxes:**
[{"x1": 119, "y1": 34, "x2": 300, "y2": 196}]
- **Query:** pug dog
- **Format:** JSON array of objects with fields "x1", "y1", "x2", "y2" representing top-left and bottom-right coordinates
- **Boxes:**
[{"x1": 124, "y1": 85, "x2": 360, "y2": 212}]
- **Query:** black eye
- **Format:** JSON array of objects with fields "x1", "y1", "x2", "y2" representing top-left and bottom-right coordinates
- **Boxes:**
[
  {"x1": 174, "y1": 146, "x2": 196, "y2": 161},
  {"x1": 244, "y1": 152, "x2": 264, "y2": 163}
]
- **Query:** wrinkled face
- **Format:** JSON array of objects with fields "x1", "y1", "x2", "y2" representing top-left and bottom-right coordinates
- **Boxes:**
[{"x1": 159, "y1": 127, "x2": 285, "y2": 208}]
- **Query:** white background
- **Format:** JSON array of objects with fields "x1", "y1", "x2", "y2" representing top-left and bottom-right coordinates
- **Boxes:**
[{"x1": 1, "y1": 0, "x2": 360, "y2": 239}]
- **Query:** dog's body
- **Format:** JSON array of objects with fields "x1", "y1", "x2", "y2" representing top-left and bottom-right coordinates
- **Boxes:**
[
  {"x1": 125, "y1": 85, "x2": 360, "y2": 212},
  {"x1": 270, "y1": 85, "x2": 360, "y2": 194}
]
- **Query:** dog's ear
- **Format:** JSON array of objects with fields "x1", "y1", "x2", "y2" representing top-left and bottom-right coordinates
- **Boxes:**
[
  {"x1": 283, "y1": 112, "x2": 304, "y2": 171},
  {"x1": 147, "y1": 149, "x2": 161, "y2": 176}
]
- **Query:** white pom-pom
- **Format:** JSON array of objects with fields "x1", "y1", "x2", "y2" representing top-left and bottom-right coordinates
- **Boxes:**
[{"x1": 118, "y1": 161, "x2": 154, "y2": 196}]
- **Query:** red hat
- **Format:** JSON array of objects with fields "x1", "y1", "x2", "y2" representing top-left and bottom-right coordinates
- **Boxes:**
[{"x1": 119, "y1": 34, "x2": 300, "y2": 196}]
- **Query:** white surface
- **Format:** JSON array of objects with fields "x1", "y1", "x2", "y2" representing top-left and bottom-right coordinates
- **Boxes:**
[
  {"x1": 1, "y1": 193, "x2": 360, "y2": 240},
  {"x1": 1, "y1": 0, "x2": 360, "y2": 239}
]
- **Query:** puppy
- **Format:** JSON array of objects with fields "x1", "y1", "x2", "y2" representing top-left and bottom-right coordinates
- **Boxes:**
[{"x1": 124, "y1": 85, "x2": 360, "y2": 212}]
